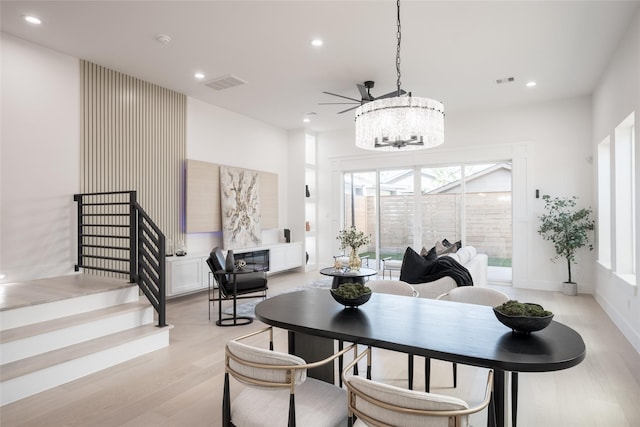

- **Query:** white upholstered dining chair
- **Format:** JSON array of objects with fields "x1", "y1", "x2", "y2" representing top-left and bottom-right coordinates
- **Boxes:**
[
  {"x1": 364, "y1": 280, "x2": 419, "y2": 389},
  {"x1": 436, "y1": 286, "x2": 510, "y2": 306},
  {"x1": 223, "y1": 327, "x2": 356, "y2": 427},
  {"x1": 366, "y1": 279, "x2": 418, "y2": 297},
  {"x1": 343, "y1": 347, "x2": 495, "y2": 427},
  {"x1": 416, "y1": 287, "x2": 511, "y2": 392},
  {"x1": 436, "y1": 286, "x2": 516, "y2": 426}
]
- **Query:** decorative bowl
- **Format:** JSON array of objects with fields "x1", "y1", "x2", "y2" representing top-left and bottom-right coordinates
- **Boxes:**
[
  {"x1": 330, "y1": 287, "x2": 372, "y2": 308},
  {"x1": 493, "y1": 304, "x2": 554, "y2": 333}
]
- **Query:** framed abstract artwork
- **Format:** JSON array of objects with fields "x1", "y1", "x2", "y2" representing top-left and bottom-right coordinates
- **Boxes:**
[{"x1": 220, "y1": 166, "x2": 262, "y2": 249}]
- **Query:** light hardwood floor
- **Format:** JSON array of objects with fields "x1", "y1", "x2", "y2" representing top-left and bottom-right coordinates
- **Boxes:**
[{"x1": 1, "y1": 270, "x2": 639, "y2": 427}]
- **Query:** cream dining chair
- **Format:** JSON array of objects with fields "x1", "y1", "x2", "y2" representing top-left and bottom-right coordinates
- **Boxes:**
[
  {"x1": 223, "y1": 327, "x2": 356, "y2": 427},
  {"x1": 343, "y1": 346, "x2": 495, "y2": 427},
  {"x1": 363, "y1": 280, "x2": 419, "y2": 389},
  {"x1": 436, "y1": 286, "x2": 517, "y2": 426}
]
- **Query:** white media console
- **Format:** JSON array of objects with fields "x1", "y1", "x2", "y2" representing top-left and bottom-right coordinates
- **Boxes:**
[{"x1": 166, "y1": 242, "x2": 303, "y2": 297}]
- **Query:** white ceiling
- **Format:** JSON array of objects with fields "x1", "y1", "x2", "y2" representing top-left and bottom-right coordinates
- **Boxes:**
[{"x1": 1, "y1": 1, "x2": 638, "y2": 133}]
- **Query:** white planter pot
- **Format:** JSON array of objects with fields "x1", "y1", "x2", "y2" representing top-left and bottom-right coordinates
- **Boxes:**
[{"x1": 562, "y1": 281, "x2": 577, "y2": 296}]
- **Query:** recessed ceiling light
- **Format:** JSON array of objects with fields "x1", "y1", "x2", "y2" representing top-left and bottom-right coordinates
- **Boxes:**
[
  {"x1": 526, "y1": 81, "x2": 537, "y2": 87},
  {"x1": 303, "y1": 118, "x2": 311, "y2": 123},
  {"x1": 194, "y1": 72, "x2": 205, "y2": 80},
  {"x1": 311, "y1": 39, "x2": 323, "y2": 47},
  {"x1": 24, "y1": 15, "x2": 42, "y2": 25}
]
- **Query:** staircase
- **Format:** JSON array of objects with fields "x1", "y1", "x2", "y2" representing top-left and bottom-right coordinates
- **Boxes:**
[{"x1": 0, "y1": 275, "x2": 172, "y2": 406}]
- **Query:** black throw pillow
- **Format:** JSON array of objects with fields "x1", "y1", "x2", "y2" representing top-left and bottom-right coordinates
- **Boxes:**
[
  {"x1": 423, "y1": 246, "x2": 437, "y2": 262},
  {"x1": 399, "y1": 247, "x2": 436, "y2": 284}
]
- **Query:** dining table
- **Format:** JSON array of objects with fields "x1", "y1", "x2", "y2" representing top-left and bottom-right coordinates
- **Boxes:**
[{"x1": 255, "y1": 288, "x2": 586, "y2": 427}]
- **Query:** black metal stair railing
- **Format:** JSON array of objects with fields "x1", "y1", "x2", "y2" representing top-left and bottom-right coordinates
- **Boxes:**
[{"x1": 73, "y1": 190, "x2": 166, "y2": 327}]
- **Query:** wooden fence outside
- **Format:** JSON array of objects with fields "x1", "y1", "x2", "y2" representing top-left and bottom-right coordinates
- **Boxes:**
[{"x1": 346, "y1": 192, "x2": 512, "y2": 261}]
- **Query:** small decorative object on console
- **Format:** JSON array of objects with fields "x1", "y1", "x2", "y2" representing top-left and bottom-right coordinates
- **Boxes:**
[
  {"x1": 235, "y1": 259, "x2": 247, "y2": 270},
  {"x1": 493, "y1": 300, "x2": 554, "y2": 333},
  {"x1": 166, "y1": 238, "x2": 174, "y2": 257},
  {"x1": 175, "y1": 239, "x2": 187, "y2": 256}
]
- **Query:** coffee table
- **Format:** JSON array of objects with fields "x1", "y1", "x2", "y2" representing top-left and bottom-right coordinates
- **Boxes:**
[{"x1": 319, "y1": 266, "x2": 377, "y2": 288}]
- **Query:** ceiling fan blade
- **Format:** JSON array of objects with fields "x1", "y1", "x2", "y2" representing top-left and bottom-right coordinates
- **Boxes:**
[
  {"x1": 376, "y1": 89, "x2": 407, "y2": 100},
  {"x1": 337, "y1": 105, "x2": 360, "y2": 114},
  {"x1": 357, "y1": 84, "x2": 373, "y2": 101},
  {"x1": 322, "y1": 91, "x2": 361, "y2": 103}
]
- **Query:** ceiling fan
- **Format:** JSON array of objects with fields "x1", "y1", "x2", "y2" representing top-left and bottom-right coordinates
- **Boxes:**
[{"x1": 319, "y1": 80, "x2": 407, "y2": 114}]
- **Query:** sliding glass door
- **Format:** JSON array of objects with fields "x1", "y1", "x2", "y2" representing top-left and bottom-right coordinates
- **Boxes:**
[
  {"x1": 341, "y1": 162, "x2": 512, "y2": 282},
  {"x1": 379, "y1": 169, "x2": 415, "y2": 262},
  {"x1": 343, "y1": 172, "x2": 376, "y2": 262},
  {"x1": 463, "y1": 163, "x2": 513, "y2": 282},
  {"x1": 420, "y1": 166, "x2": 462, "y2": 248}
]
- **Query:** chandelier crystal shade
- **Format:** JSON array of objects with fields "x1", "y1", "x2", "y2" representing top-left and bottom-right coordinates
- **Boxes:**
[
  {"x1": 355, "y1": 96, "x2": 444, "y2": 151},
  {"x1": 354, "y1": 0, "x2": 445, "y2": 151}
]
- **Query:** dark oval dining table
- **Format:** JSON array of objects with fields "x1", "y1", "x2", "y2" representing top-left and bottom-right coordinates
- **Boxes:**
[{"x1": 255, "y1": 288, "x2": 586, "y2": 427}]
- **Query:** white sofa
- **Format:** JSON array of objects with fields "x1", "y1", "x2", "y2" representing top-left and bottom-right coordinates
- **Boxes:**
[{"x1": 402, "y1": 246, "x2": 488, "y2": 299}]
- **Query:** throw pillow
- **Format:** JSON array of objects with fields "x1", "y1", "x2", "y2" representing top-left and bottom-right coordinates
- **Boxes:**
[
  {"x1": 399, "y1": 247, "x2": 436, "y2": 284},
  {"x1": 442, "y1": 238, "x2": 462, "y2": 250},
  {"x1": 424, "y1": 246, "x2": 437, "y2": 261},
  {"x1": 435, "y1": 241, "x2": 457, "y2": 256}
]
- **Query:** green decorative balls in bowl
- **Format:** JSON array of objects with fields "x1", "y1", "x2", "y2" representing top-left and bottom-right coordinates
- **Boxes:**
[
  {"x1": 330, "y1": 283, "x2": 372, "y2": 308},
  {"x1": 493, "y1": 300, "x2": 554, "y2": 333}
]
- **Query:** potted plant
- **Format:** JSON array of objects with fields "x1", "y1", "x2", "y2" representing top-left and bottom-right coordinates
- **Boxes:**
[
  {"x1": 537, "y1": 194, "x2": 595, "y2": 295},
  {"x1": 337, "y1": 226, "x2": 371, "y2": 271}
]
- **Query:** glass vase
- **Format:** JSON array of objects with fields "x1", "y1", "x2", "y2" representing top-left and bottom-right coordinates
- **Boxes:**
[{"x1": 348, "y1": 248, "x2": 362, "y2": 271}]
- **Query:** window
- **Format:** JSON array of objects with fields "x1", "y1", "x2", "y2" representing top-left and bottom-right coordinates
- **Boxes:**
[
  {"x1": 597, "y1": 137, "x2": 612, "y2": 268},
  {"x1": 463, "y1": 164, "x2": 512, "y2": 276},
  {"x1": 341, "y1": 162, "x2": 512, "y2": 282},
  {"x1": 614, "y1": 112, "x2": 636, "y2": 281},
  {"x1": 420, "y1": 166, "x2": 462, "y2": 247},
  {"x1": 379, "y1": 169, "x2": 414, "y2": 261},
  {"x1": 343, "y1": 171, "x2": 377, "y2": 259}
]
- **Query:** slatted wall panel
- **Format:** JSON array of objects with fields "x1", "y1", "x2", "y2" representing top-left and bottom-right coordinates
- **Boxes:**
[{"x1": 80, "y1": 61, "x2": 185, "y2": 275}]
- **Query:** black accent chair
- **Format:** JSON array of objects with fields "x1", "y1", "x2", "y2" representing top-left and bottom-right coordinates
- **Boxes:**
[{"x1": 206, "y1": 247, "x2": 268, "y2": 326}]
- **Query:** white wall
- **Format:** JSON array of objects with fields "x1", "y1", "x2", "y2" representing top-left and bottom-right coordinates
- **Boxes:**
[
  {"x1": 592, "y1": 9, "x2": 640, "y2": 353},
  {"x1": 316, "y1": 95, "x2": 595, "y2": 293},
  {"x1": 185, "y1": 97, "x2": 290, "y2": 254},
  {"x1": 0, "y1": 34, "x2": 292, "y2": 282},
  {"x1": 0, "y1": 34, "x2": 80, "y2": 283}
]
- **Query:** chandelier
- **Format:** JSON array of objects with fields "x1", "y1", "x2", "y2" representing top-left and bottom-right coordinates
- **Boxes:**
[{"x1": 355, "y1": 0, "x2": 444, "y2": 151}]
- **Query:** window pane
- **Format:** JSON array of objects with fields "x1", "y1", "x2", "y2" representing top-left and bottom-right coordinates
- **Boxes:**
[
  {"x1": 420, "y1": 166, "x2": 462, "y2": 247},
  {"x1": 614, "y1": 113, "x2": 635, "y2": 276},
  {"x1": 379, "y1": 169, "x2": 414, "y2": 261},
  {"x1": 343, "y1": 172, "x2": 376, "y2": 258},
  {"x1": 597, "y1": 137, "x2": 612, "y2": 267},
  {"x1": 464, "y1": 163, "x2": 512, "y2": 272}
]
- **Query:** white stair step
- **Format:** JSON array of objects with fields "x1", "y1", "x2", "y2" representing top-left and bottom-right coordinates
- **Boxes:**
[
  {"x1": 0, "y1": 301, "x2": 154, "y2": 365},
  {"x1": 0, "y1": 285, "x2": 139, "y2": 331},
  {"x1": 0, "y1": 323, "x2": 173, "y2": 406}
]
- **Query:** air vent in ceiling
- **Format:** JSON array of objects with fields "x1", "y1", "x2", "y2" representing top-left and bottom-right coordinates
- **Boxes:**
[
  {"x1": 496, "y1": 77, "x2": 515, "y2": 84},
  {"x1": 204, "y1": 74, "x2": 247, "y2": 91}
]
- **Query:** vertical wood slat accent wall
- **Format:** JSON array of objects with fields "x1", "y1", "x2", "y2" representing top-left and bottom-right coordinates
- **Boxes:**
[{"x1": 80, "y1": 61, "x2": 185, "y2": 274}]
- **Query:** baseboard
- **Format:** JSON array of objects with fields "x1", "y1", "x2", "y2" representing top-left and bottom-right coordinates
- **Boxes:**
[{"x1": 594, "y1": 292, "x2": 640, "y2": 354}]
